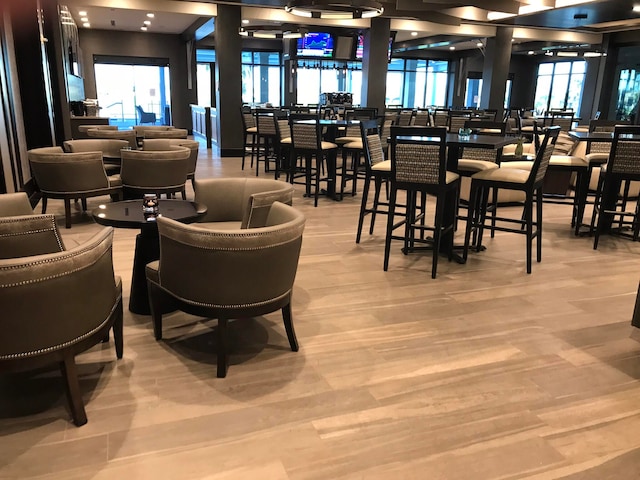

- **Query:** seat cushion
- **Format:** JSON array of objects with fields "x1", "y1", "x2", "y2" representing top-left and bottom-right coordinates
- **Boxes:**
[
  {"x1": 501, "y1": 161, "x2": 533, "y2": 171},
  {"x1": 246, "y1": 126, "x2": 257, "y2": 134},
  {"x1": 281, "y1": 137, "x2": 292, "y2": 145},
  {"x1": 321, "y1": 141, "x2": 338, "y2": 150},
  {"x1": 446, "y1": 171, "x2": 460, "y2": 184},
  {"x1": 335, "y1": 136, "x2": 361, "y2": 145},
  {"x1": 343, "y1": 140, "x2": 363, "y2": 150},
  {"x1": 195, "y1": 221, "x2": 243, "y2": 231},
  {"x1": 585, "y1": 152, "x2": 609, "y2": 164},
  {"x1": 457, "y1": 159, "x2": 500, "y2": 173},
  {"x1": 472, "y1": 167, "x2": 530, "y2": 184},
  {"x1": 549, "y1": 155, "x2": 587, "y2": 167},
  {"x1": 371, "y1": 160, "x2": 391, "y2": 172}
]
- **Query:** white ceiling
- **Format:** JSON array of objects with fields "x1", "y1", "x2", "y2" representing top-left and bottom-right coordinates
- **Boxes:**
[{"x1": 61, "y1": 0, "x2": 640, "y2": 52}]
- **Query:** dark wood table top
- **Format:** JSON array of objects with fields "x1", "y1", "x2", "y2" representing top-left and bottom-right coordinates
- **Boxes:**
[
  {"x1": 569, "y1": 131, "x2": 614, "y2": 141},
  {"x1": 395, "y1": 133, "x2": 518, "y2": 149},
  {"x1": 93, "y1": 200, "x2": 206, "y2": 230}
]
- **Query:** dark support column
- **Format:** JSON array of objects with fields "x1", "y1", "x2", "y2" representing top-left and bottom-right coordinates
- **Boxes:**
[
  {"x1": 480, "y1": 26, "x2": 513, "y2": 119},
  {"x1": 214, "y1": 4, "x2": 243, "y2": 157},
  {"x1": 362, "y1": 17, "x2": 390, "y2": 113}
]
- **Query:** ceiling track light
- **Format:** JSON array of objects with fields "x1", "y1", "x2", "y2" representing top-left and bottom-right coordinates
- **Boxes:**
[{"x1": 285, "y1": 0, "x2": 383, "y2": 19}]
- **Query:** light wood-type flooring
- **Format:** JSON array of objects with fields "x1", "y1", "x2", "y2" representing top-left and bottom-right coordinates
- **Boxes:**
[{"x1": 2, "y1": 140, "x2": 640, "y2": 479}]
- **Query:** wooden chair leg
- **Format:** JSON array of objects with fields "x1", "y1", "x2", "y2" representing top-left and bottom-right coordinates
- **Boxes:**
[
  {"x1": 216, "y1": 317, "x2": 229, "y2": 378},
  {"x1": 356, "y1": 175, "x2": 371, "y2": 243},
  {"x1": 41, "y1": 195, "x2": 48, "y2": 214},
  {"x1": 148, "y1": 282, "x2": 164, "y2": 340},
  {"x1": 113, "y1": 296, "x2": 124, "y2": 359},
  {"x1": 60, "y1": 353, "x2": 87, "y2": 426},
  {"x1": 64, "y1": 199, "x2": 72, "y2": 229},
  {"x1": 383, "y1": 187, "x2": 398, "y2": 271},
  {"x1": 282, "y1": 303, "x2": 299, "y2": 351}
]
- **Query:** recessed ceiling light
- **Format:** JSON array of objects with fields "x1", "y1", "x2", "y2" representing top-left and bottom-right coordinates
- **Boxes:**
[
  {"x1": 83, "y1": 23, "x2": 90, "y2": 28},
  {"x1": 528, "y1": 50, "x2": 535, "y2": 55},
  {"x1": 81, "y1": 17, "x2": 88, "y2": 22},
  {"x1": 634, "y1": 5, "x2": 640, "y2": 12},
  {"x1": 449, "y1": 46, "x2": 455, "y2": 50},
  {"x1": 141, "y1": 26, "x2": 148, "y2": 31},
  {"x1": 78, "y1": 10, "x2": 87, "y2": 16},
  {"x1": 242, "y1": 19, "x2": 250, "y2": 24},
  {"x1": 476, "y1": 42, "x2": 483, "y2": 47},
  {"x1": 411, "y1": 31, "x2": 418, "y2": 36},
  {"x1": 146, "y1": 13, "x2": 155, "y2": 18},
  {"x1": 144, "y1": 20, "x2": 151, "y2": 25}
]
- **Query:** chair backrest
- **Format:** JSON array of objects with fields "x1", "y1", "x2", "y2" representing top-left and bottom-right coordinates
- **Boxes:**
[
  {"x1": 390, "y1": 126, "x2": 448, "y2": 186},
  {"x1": 0, "y1": 227, "x2": 117, "y2": 359},
  {"x1": 0, "y1": 192, "x2": 33, "y2": 217},
  {"x1": 550, "y1": 112, "x2": 574, "y2": 132},
  {"x1": 448, "y1": 114, "x2": 470, "y2": 132},
  {"x1": 154, "y1": 202, "x2": 305, "y2": 308},
  {"x1": 464, "y1": 119, "x2": 506, "y2": 135},
  {"x1": 86, "y1": 128, "x2": 138, "y2": 149},
  {"x1": 528, "y1": 125, "x2": 560, "y2": 186},
  {"x1": 28, "y1": 147, "x2": 111, "y2": 194},
  {"x1": 396, "y1": 110, "x2": 414, "y2": 126},
  {"x1": 120, "y1": 146, "x2": 190, "y2": 191},
  {"x1": 63, "y1": 139, "x2": 130, "y2": 158},
  {"x1": 413, "y1": 109, "x2": 430, "y2": 126},
  {"x1": 142, "y1": 128, "x2": 188, "y2": 139},
  {"x1": 587, "y1": 119, "x2": 630, "y2": 155},
  {"x1": 142, "y1": 139, "x2": 199, "y2": 176},
  {"x1": 606, "y1": 125, "x2": 640, "y2": 177},
  {"x1": 432, "y1": 109, "x2": 449, "y2": 127},
  {"x1": 360, "y1": 119, "x2": 385, "y2": 172},
  {"x1": 241, "y1": 108, "x2": 255, "y2": 129},
  {"x1": 0, "y1": 214, "x2": 65, "y2": 258},
  {"x1": 256, "y1": 112, "x2": 278, "y2": 137},
  {"x1": 290, "y1": 117, "x2": 321, "y2": 151},
  {"x1": 459, "y1": 120, "x2": 506, "y2": 163},
  {"x1": 194, "y1": 177, "x2": 294, "y2": 228}
]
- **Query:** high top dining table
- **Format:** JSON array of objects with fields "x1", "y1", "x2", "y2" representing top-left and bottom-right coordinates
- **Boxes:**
[{"x1": 395, "y1": 132, "x2": 519, "y2": 261}]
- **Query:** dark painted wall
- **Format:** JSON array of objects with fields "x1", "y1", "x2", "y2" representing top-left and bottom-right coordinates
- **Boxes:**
[{"x1": 78, "y1": 29, "x2": 195, "y2": 131}]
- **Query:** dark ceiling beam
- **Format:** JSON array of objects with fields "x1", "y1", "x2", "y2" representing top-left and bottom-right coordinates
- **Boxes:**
[{"x1": 417, "y1": 0, "x2": 522, "y2": 13}]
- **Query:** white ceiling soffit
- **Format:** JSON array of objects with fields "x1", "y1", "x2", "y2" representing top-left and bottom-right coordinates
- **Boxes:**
[
  {"x1": 512, "y1": 26, "x2": 601, "y2": 43},
  {"x1": 64, "y1": 0, "x2": 218, "y2": 16},
  {"x1": 241, "y1": 6, "x2": 370, "y2": 28},
  {"x1": 391, "y1": 19, "x2": 496, "y2": 37}
]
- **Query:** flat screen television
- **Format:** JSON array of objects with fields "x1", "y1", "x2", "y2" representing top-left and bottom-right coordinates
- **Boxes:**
[
  {"x1": 334, "y1": 35, "x2": 355, "y2": 60},
  {"x1": 355, "y1": 32, "x2": 395, "y2": 62},
  {"x1": 296, "y1": 32, "x2": 334, "y2": 58}
]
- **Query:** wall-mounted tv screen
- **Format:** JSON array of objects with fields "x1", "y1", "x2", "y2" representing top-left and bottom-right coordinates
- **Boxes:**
[
  {"x1": 355, "y1": 32, "x2": 395, "y2": 62},
  {"x1": 334, "y1": 35, "x2": 355, "y2": 60},
  {"x1": 297, "y1": 32, "x2": 334, "y2": 58}
]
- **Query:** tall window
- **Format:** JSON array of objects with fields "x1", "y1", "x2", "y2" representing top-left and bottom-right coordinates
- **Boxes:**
[
  {"x1": 242, "y1": 51, "x2": 281, "y2": 106},
  {"x1": 196, "y1": 49, "x2": 216, "y2": 106},
  {"x1": 386, "y1": 59, "x2": 449, "y2": 108},
  {"x1": 295, "y1": 60, "x2": 360, "y2": 105},
  {"x1": 533, "y1": 61, "x2": 586, "y2": 115}
]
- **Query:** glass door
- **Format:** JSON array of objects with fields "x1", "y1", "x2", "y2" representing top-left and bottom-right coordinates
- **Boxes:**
[
  {"x1": 94, "y1": 62, "x2": 171, "y2": 129},
  {"x1": 615, "y1": 68, "x2": 640, "y2": 122}
]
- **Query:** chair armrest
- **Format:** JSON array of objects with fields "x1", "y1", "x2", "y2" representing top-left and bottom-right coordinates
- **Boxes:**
[{"x1": 0, "y1": 214, "x2": 65, "y2": 258}]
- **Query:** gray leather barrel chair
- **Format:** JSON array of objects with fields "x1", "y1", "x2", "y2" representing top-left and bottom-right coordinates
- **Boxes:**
[
  {"x1": 63, "y1": 138, "x2": 131, "y2": 175},
  {"x1": 194, "y1": 177, "x2": 294, "y2": 229},
  {"x1": 146, "y1": 201, "x2": 305, "y2": 378},
  {"x1": 120, "y1": 145, "x2": 191, "y2": 199},
  {"x1": 140, "y1": 128, "x2": 188, "y2": 139},
  {"x1": 27, "y1": 147, "x2": 123, "y2": 228},
  {"x1": 86, "y1": 128, "x2": 138, "y2": 149},
  {"x1": 142, "y1": 138, "x2": 199, "y2": 187},
  {"x1": 0, "y1": 221, "x2": 123, "y2": 426}
]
